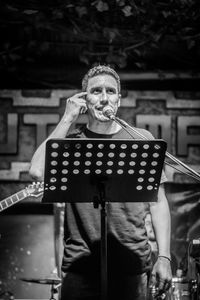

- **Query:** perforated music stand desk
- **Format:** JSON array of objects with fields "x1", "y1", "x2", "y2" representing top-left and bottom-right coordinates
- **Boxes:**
[{"x1": 42, "y1": 138, "x2": 167, "y2": 300}]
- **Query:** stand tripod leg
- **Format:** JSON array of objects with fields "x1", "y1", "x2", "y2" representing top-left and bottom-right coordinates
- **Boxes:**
[
  {"x1": 101, "y1": 202, "x2": 107, "y2": 300},
  {"x1": 50, "y1": 284, "x2": 56, "y2": 300}
]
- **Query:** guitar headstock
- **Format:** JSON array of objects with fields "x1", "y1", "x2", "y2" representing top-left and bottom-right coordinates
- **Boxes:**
[{"x1": 26, "y1": 182, "x2": 44, "y2": 197}]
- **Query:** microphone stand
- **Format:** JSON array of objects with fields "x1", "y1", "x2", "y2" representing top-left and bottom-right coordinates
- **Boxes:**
[{"x1": 110, "y1": 115, "x2": 200, "y2": 183}]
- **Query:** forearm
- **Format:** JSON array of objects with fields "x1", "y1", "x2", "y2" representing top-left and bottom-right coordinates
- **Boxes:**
[
  {"x1": 150, "y1": 185, "x2": 171, "y2": 258},
  {"x1": 29, "y1": 114, "x2": 74, "y2": 180}
]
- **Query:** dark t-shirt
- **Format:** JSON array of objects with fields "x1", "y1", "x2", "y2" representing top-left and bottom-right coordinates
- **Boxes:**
[{"x1": 61, "y1": 125, "x2": 167, "y2": 275}]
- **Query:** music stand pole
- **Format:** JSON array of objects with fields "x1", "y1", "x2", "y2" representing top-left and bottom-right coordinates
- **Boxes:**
[
  {"x1": 101, "y1": 201, "x2": 107, "y2": 300},
  {"x1": 95, "y1": 181, "x2": 108, "y2": 300}
]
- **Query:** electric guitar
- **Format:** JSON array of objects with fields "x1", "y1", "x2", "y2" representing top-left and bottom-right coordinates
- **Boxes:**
[{"x1": 0, "y1": 182, "x2": 44, "y2": 212}]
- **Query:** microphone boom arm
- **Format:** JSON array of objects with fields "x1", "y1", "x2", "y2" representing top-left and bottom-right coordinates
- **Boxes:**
[{"x1": 113, "y1": 116, "x2": 200, "y2": 183}]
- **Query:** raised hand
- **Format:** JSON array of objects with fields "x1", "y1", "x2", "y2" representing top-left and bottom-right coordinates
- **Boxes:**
[{"x1": 64, "y1": 92, "x2": 88, "y2": 122}]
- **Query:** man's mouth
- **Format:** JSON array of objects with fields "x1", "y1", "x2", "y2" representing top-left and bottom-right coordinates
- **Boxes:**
[
  {"x1": 96, "y1": 105, "x2": 111, "y2": 112},
  {"x1": 96, "y1": 106, "x2": 104, "y2": 111}
]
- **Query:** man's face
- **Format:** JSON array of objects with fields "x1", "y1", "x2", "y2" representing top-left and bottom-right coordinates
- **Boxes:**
[{"x1": 86, "y1": 74, "x2": 121, "y2": 122}]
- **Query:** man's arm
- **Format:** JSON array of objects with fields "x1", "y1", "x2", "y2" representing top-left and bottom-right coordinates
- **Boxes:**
[
  {"x1": 29, "y1": 92, "x2": 87, "y2": 180},
  {"x1": 149, "y1": 184, "x2": 172, "y2": 293}
]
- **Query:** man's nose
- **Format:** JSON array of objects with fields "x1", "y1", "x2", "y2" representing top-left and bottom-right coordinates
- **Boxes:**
[{"x1": 100, "y1": 91, "x2": 108, "y2": 104}]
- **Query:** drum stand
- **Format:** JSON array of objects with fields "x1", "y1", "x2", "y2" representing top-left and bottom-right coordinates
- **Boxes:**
[{"x1": 49, "y1": 282, "x2": 61, "y2": 300}]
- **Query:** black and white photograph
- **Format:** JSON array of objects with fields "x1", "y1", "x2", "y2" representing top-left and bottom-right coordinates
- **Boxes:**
[{"x1": 0, "y1": 1, "x2": 200, "y2": 299}]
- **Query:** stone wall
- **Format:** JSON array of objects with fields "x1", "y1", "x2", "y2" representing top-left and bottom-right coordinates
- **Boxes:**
[
  {"x1": 0, "y1": 89, "x2": 200, "y2": 298},
  {"x1": 0, "y1": 89, "x2": 199, "y2": 184}
]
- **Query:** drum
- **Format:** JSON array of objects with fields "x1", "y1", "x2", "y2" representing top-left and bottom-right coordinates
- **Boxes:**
[{"x1": 169, "y1": 277, "x2": 197, "y2": 300}]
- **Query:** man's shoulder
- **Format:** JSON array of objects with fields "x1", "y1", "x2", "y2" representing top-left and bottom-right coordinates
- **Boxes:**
[
  {"x1": 133, "y1": 127, "x2": 154, "y2": 139},
  {"x1": 66, "y1": 125, "x2": 86, "y2": 138}
]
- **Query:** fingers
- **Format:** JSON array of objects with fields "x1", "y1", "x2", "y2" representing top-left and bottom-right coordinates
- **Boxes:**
[
  {"x1": 149, "y1": 274, "x2": 171, "y2": 299},
  {"x1": 71, "y1": 91, "x2": 88, "y2": 101},
  {"x1": 77, "y1": 92, "x2": 88, "y2": 98},
  {"x1": 66, "y1": 92, "x2": 88, "y2": 115},
  {"x1": 149, "y1": 273, "x2": 156, "y2": 288},
  {"x1": 67, "y1": 98, "x2": 87, "y2": 111},
  {"x1": 158, "y1": 278, "x2": 169, "y2": 292},
  {"x1": 164, "y1": 279, "x2": 172, "y2": 291},
  {"x1": 80, "y1": 104, "x2": 87, "y2": 114}
]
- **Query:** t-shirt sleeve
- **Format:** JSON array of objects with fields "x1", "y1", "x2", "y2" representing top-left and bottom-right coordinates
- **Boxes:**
[
  {"x1": 138, "y1": 128, "x2": 168, "y2": 184},
  {"x1": 160, "y1": 170, "x2": 168, "y2": 184}
]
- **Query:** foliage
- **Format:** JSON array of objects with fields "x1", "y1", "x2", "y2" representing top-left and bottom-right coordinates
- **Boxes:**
[{"x1": 0, "y1": 0, "x2": 200, "y2": 71}]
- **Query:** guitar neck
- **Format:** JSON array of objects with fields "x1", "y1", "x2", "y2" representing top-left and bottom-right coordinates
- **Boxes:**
[{"x1": 0, "y1": 189, "x2": 28, "y2": 212}]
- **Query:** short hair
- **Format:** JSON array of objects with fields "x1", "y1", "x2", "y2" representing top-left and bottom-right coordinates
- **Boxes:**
[{"x1": 82, "y1": 65, "x2": 121, "y2": 93}]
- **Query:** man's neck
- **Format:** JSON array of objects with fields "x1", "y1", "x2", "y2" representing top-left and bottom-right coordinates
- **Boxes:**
[{"x1": 87, "y1": 119, "x2": 121, "y2": 135}]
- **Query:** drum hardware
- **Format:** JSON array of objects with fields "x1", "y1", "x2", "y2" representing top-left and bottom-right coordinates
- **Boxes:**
[
  {"x1": 189, "y1": 279, "x2": 198, "y2": 297},
  {"x1": 20, "y1": 277, "x2": 61, "y2": 300},
  {"x1": 189, "y1": 239, "x2": 200, "y2": 260},
  {"x1": 148, "y1": 284, "x2": 167, "y2": 299},
  {"x1": 170, "y1": 277, "x2": 198, "y2": 300}
]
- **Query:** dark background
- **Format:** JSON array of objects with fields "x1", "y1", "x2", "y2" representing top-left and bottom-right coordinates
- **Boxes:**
[{"x1": 0, "y1": 0, "x2": 200, "y2": 89}]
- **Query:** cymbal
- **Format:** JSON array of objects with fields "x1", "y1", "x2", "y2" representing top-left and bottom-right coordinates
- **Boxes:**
[{"x1": 20, "y1": 277, "x2": 61, "y2": 285}]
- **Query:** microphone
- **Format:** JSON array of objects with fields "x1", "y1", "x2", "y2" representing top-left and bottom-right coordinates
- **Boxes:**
[{"x1": 102, "y1": 106, "x2": 115, "y2": 120}]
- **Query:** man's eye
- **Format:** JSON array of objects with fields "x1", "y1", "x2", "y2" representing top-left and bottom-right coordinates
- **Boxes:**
[
  {"x1": 107, "y1": 89, "x2": 115, "y2": 94},
  {"x1": 93, "y1": 88, "x2": 101, "y2": 94}
]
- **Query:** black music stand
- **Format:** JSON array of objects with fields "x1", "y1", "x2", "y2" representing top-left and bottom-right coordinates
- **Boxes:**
[{"x1": 42, "y1": 138, "x2": 167, "y2": 300}]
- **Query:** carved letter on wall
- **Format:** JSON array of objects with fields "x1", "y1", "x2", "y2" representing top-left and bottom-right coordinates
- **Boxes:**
[
  {"x1": 177, "y1": 116, "x2": 200, "y2": 156},
  {"x1": 136, "y1": 115, "x2": 172, "y2": 151},
  {"x1": 23, "y1": 114, "x2": 60, "y2": 148},
  {"x1": 0, "y1": 114, "x2": 18, "y2": 154}
]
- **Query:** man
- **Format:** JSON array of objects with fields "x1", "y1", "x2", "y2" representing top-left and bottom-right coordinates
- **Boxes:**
[{"x1": 29, "y1": 65, "x2": 172, "y2": 300}]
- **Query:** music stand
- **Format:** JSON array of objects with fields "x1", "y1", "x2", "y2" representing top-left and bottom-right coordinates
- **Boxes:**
[{"x1": 42, "y1": 138, "x2": 167, "y2": 300}]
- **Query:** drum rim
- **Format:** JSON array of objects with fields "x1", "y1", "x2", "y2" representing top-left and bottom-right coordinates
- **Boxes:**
[{"x1": 172, "y1": 277, "x2": 189, "y2": 283}]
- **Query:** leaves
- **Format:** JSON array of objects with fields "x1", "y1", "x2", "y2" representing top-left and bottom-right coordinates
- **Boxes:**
[
  {"x1": 23, "y1": 10, "x2": 38, "y2": 15},
  {"x1": 91, "y1": 0, "x2": 109, "y2": 12},
  {"x1": 103, "y1": 28, "x2": 120, "y2": 43},
  {"x1": 122, "y1": 5, "x2": 132, "y2": 17},
  {"x1": 106, "y1": 50, "x2": 127, "y2": 68},
  {"x1": 0, "y1": 0, "x2": 199, "y2": 71},
  {"x1": 116, "y1": 0, "x2": 125, "y2": 7},
  {"x1": 75, "y1": 6, "x2": 88, "y2": 17}
]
